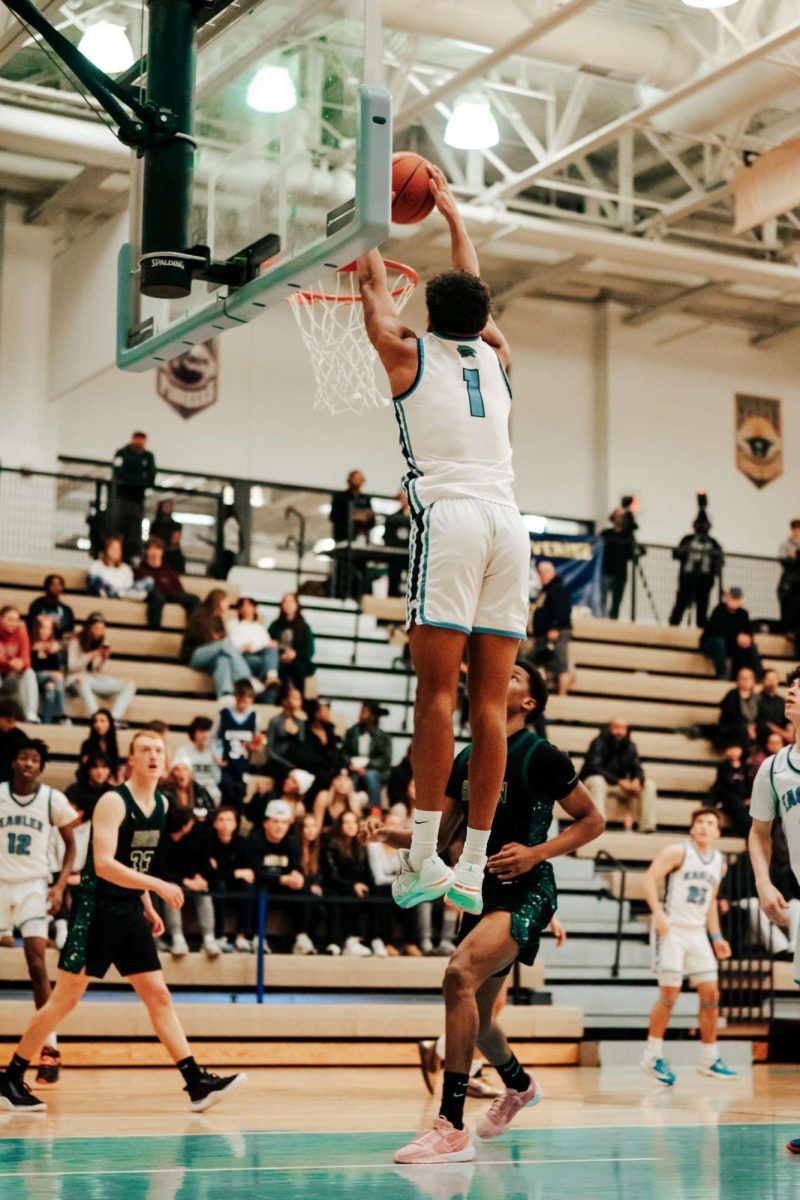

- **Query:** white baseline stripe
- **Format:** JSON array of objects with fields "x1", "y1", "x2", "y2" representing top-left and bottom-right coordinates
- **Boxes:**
[{"x1": 3, "y1": 1157, "x2": 663, "y2": 1179}]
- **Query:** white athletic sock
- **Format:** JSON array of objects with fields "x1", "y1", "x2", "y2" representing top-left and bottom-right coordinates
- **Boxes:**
[
  {"x1": 435, "y1": 1034, "x2": 446, "y2": 1060},
  {"x1": 646, "y1": 1036, "x2": 663, "y2": 1062},
  {"x1": 46, "y1": 1033, "x2": 57, "y2": 1049},
  {"x1": 460, "y1": 826, "x2": 491, "y2": 867},
  {"x1": 409, "y1": 810, "x2": 442, "y2": 872},
  {"x1": 700, "y1": 1042, "x2": 718, "y2": 1066}
]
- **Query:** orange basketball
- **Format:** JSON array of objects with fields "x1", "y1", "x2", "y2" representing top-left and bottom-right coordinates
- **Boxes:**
[{"x1": 391, "y1": 152, "x2": 435, "y2": 225}]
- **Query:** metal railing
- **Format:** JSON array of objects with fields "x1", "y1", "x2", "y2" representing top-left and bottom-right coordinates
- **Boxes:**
[
  {"x1": 718, "y1": 852, "x2": 775, "y2": 1028},
  {"x1": 594, "y1": 849, "x2": 628, "y2": 979}
]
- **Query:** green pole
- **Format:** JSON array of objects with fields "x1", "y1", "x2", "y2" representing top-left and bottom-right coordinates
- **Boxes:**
[{"x1": 140, "y1": 0, "x2": 197, "y2": 299}]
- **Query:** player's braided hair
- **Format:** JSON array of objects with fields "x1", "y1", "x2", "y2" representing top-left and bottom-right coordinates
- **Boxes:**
[{"x1": 425, "y1": 270, "x2": 492, "y2": 337}]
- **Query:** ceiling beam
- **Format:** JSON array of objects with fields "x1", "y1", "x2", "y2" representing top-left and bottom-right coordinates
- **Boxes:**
[
  {"x1": 493, "y1": 254, "x2": 592, "y2": 311},
  {"x1": 0, "y1": 0, "x2": 61, "y2": 69},
  {"x1": 635, "y1": 180, "x2": 735, "y2": 234},
  {"x1": 394, "y1": 0, "x2": 596, "y2": 134},
  {"x1": 749, "y1": 321, "x2": 800, "y2": 348},
  {"x1": 27, "y1": 165, "x2": 111, "y2": 225},
  {"x1": 623, "y1": 281, "x2": 728, "y2": 327},
  {"x1": 481, "y1": 18, "x2": 800, "y2": 202}
]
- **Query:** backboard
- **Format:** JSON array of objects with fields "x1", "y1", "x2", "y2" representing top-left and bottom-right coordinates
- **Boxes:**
[{"x1": 117, "y1": 0, "x2": 391, "y2": 371}]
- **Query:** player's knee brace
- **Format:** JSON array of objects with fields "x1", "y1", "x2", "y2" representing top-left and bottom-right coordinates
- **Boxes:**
[{"x1": 700, "y1": 1000, "x2": 719, "y2": 1009}]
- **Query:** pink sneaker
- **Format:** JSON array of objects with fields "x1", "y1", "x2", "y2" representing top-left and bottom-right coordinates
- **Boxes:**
[
  {"x1": 475, "y1": 1078, "x2": 543, "y2": 1139},
  {"x1": 393, "y1": 1115, "x2": 476, "y2": 1164}
]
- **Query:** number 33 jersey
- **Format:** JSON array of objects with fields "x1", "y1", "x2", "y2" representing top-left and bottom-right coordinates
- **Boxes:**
[
  {"x1": 0, "y1": 782, "x2": 78, "y2": 883},
  {"x1": 394, "y1": 333, "x2": 517, "y2": 513},
  {"x1": 663, "y1": 840, "x2": 724, "y2": 927}
]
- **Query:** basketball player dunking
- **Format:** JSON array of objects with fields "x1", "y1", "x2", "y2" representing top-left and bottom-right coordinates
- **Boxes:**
[
  {"x1": 357, "y1": 166, "x2": 530, "y2": 913},
  {"x1": 0, "y1": 729, "x2": 245, "y2": 1113}
]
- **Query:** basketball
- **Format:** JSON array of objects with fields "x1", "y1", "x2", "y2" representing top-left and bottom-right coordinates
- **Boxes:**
[{"x1": 391, "y1": 152, "x2": 435, "y2": 224}]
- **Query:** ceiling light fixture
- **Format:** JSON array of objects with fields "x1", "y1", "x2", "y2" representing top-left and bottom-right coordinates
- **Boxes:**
[
  {"x1": 246, "y1": 64, "x2": 297, "y2": 114},
  {"x1": 444, "y1": 93, "x2": 499, "y2": 151},
  {"x1": 679, "y1": 0, "x2": 739, "y2": 9},
  {"x1": 78, "y1": 21, "x2": 135, "y2": 73}
]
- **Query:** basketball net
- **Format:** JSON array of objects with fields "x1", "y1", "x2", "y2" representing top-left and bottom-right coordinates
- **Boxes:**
[{"x1": 288, "y1": 260, "x2": 419, "y2": 416}]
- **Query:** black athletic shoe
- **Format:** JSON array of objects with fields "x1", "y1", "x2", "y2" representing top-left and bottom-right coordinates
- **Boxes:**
[
  {"x1": 417, "y1": 1040, "x2": 441, "y2": 1096},
  {"x1": 0, "y1": 1076, "x2": 47, "y2": 1113},
  {"x1": 185, "y1": 1071, "x2": 246, "y2": 1112},
  {"x1": 35, "y1": 1047, "x2": 61, "y2": 1085}
]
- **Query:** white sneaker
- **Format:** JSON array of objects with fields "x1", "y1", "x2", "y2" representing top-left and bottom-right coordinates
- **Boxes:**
[
  {"x1": 251, "y1": 935, "x2": 270, "y2": 954},
  {"x1": 343, "y1": 937, "x2": 372, "y2": 958},
  {"x1": 446, "y1": 859, "x2": 485, "y2": 915},
  {"x1": 435, "y1": 938, "x2": 457, "y2": 956},
  {"x1": 392, "y1": 851, "x2": 454, "y2": 910},
  {"x1": 203, "y1": 935, "x2": 222, "y2": 959},
  {"x1": 54, "y1": 919, "x2": 68, "y2": 950},
  {"x1": 171, "y1": 933, "x2": 189, "y2": 957},
  {"x1": 234, "y1": 935, "x2": 253, "y2": 953},
  {"x1": 325, "y1": 943, "x2": 342, "y2": 956},
  {"x1": 420, "y1": 939, "x2": 434, "y2": 955},
  {"x1": 371, "y1": 938, "x2": 389, "y2": 958},
  {"x1": 292, "y1": 933, "x2": 316, "y2": 956}
]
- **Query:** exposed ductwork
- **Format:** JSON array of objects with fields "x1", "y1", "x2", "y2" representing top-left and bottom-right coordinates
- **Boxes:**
[{"x1": 0, "y1": 104, "x2": 130, "y2": 171}]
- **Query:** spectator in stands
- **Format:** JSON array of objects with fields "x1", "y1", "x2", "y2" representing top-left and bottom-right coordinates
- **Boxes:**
[
  {"x1": 217, "y1": 505, "x2": 243, "y2": 579},
  {"x1": 227, "y1": 598, "x2": 279, "y2": 690},
  {"x1": 266, "y1": 683, "x2": 306, "y2": 765},
  {"x1": 134, "y1": 537, "x2": 199, "y2": 631},
  {"x1": 709, "y1": 743, "x2": 751, "y2": 838},
  {"x1": 387, "y1": 749, "x2": 414, "y2": 814},
  {"x1": 155, "y1": 807, "x2": 220, "y2": 958},
  {"x1": 150, "y1": 499, "x2": 181, "y2": 548},
  {"x1": 600, "y1": 507, "x2": 636, "y2": 621},
  {"x1": 757, "y1": 668, "x2": 792, "y2": 746},
  {"x1": 302, "y1": 699, "x2": 343, "y2": 790},
  {"x1": 244, "y1": 772, "x2": 305, "y2": 829},
  {"x1": 669, "y1": 509, "x2": 724, "y2": 629},
  {"x1": 330, "y1": 470, "x2": 375, "y2": 544},
  {"x1": 0, "y1": 697, "x2": 26, "y2": 783},
  {"x1": 217, "y1": 680, "x2": 265, "y2": 811},
  {"x1": 87, "y1": 537, "x2": 151, "y2": 600},
  {"x1": 30, "y1": 614, "x2": 66, "y2": 725},
  {"x1": 67, "y1": 614, "x2": 136, "y2": 723},
  {"x1": 530, "y1": 561, "x2": 573, "y2": 696},
  {"x1": 163, "y1": 758, "x2": 213, "y2": 818},
  {"x1": 268, "y1": 594, "x2": 316, "y2": 693},
  {"x1": 66, "y1": 752, "x2": 112, "y2": 818},
  {"x1": 0, "y1": 606, "x2": 39, "y2": 722},
  {"x1": 343, "y1": 701, "x2": 392, "y2": 810},
  {"x1": 366, "y1": 811, "x2": 421, "y2": 957},
  {"x1": 716, "y1": 667, "x2": 759, "y2": 753},
  {"x1": 204, "y1": 806, "x2": 255, "y2": 952},
  {"x1": 177, "y1": 717, "x2": 221, "y2": 807},
  {"x1": 111, "y1": 430, "x2": 156, "y2": 563},
  {"x1": 749, "y1": 731, "x2": 785, "y2": 777},
  {"x1": 580, "y1": 717, "x2": 657, "y2": 832},
  {"x1": 384, "y1": 491, "x2": 411, "y2": 597},
  {"x1": 322, "y1": 809, "x2": 372, "y2": 957},
  {"x1": 778, "y1": 519, "x2": 800, "y2": 643},
  {"x1": 26, "y1": 575, "x2": 75, "y2": 639},
  {"x1": 180, "y1": 588, "x2": 253, "y2": 700},
  {"x1": 249, "y1": 799, "x2": 304, "y2": 950},
  {"x1": 313, "y1": 772, "x2": 362, "y2": 832},
  {"x1": 78, "y1": 708, "x2": 122, "y2": 783},
  {"x1": 292, "y1": 813, "x2": 326, "y2": 955},
  {"x1": 700, "y1": 587, "x2": 762, "y2": 681}
]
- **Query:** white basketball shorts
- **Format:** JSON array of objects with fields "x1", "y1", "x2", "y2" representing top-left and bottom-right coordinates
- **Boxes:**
[
  {"x1": 0, "y1": 876, "x2": 50, "y2": 940},
  {"x1": 406, "y1": 497, "x2": 530, "y2": 639},
  {"x1": 651, "y1": 923, "x2": 718, "y2": 988}
]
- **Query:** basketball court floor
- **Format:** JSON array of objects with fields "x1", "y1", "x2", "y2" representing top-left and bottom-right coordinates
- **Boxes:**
[{"x1": 2, "y1": 1066, "x2": 799, "y2": 1197}]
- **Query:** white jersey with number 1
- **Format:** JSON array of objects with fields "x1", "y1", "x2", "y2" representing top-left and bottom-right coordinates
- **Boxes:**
[
  {"x1": 0, "y1": 783, "x2": 78, "y2": 883},
  {"x1": 663, "y1": 839, "x2": 725, "y2": 928}
]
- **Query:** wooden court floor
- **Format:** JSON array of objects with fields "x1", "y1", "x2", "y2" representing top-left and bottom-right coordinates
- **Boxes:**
[{"x1": 2, "y1": 1065, "x2": 800, "y2": 1197}]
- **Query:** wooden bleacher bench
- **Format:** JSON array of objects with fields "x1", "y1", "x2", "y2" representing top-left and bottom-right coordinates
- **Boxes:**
[
  {"x1": 577, "y1": 830, "x2": 745, "y2": 863},
  {"x1": 572, "y1": 615, "x2": 794, "y2": 660},
  {"x1": 0, "y1": 560, "x2": 238, "y2": 603},
  {"x1": 548, "y1": 695, "x2": 714, "y2": 729},
  {"x1": 553, "y1": 724, "x2": 717, "y2": 764}
]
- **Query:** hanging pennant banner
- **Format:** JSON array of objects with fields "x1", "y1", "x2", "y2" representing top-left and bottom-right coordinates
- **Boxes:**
[
  {"x1": 735, "y1": 393, "x2": 783, "y2": 489},
  {"x1": 157, "y1": 341, "x2": 219, "y2": 419}
]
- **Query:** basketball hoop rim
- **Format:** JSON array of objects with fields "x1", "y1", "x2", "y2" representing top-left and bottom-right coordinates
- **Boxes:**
[{"x1": 288, "y1": 259, "x2": 420, "y2": 305}]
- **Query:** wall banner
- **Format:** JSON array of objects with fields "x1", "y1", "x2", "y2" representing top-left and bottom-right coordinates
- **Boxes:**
[
  {"x1": 157, "y1": 341, "x2": 219, "y2": 419},
  {"x1": 735, "y1": 393, "x2": 783, "y2": 489}
]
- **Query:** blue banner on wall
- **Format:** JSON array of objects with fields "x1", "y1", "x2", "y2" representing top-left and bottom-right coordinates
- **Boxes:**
[{"x1": 530, "y1": 534, "x2": 604, "y2": 617}]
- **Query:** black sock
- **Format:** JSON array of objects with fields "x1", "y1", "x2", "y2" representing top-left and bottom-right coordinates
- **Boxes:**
[
  {"x1": 439, "y1": 1070, "x2": 469, "y2": 1130},
  {"x1": 177, "y1": 1056, "x2": 203, "y2": 1088},
  {"x1": 495, "y1": 1053, "x2": 531, "y2": 1093},
  {"x1": 6, "y1": 1054, "x2": 30, "y2": 1084}
]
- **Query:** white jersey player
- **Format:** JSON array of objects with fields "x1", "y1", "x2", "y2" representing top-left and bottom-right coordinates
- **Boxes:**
[
  {"x1": 358, "y1": 165, "x2": 529, "y2": 917},
  {"x1": 0, "y1": 739, "x2": 77, "y2": 1084},
  {"x1": 641, "y1": 808, "x2": 736, "y2": 1085},
  {"x1": 750, "y1": 668, "x2": 800, "y2": 1156}
]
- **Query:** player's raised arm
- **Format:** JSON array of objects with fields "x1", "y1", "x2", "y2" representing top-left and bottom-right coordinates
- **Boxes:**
[
  {"x1": 428, "y1": 165, "x2": 511, "y2": 369},
  {"x1": 643, "y1": 843, "x2": 685, "y2": 935},
  {"x1": 92, "y1": 790, "x2": 183, "y2": 908},
  {"x1": 356, "y1": 250, "x2": 418, "y2": 389}
]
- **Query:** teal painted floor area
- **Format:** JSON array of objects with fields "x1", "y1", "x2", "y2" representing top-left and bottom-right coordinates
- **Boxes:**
[{"x1": 1, "y1": 1124, "x2": 799, "y2": 1199}]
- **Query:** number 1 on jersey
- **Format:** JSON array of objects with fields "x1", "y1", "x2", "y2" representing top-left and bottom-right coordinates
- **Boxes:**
[{"x1": 462, "y1": 367, "x2": 485, "y2": 418}]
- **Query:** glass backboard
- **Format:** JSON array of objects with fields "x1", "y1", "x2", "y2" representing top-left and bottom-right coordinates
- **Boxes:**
[{"x1": 117, "y1": 0, "x2": 390, "y2": 371}]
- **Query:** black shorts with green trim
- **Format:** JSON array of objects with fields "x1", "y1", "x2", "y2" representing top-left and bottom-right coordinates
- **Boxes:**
[
  {"x1": 59, "y1": 891, "x2": 160, "y2": 980},
  {"x1": 456, "y1": 876, "x2": 557, "y2": 978}
]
